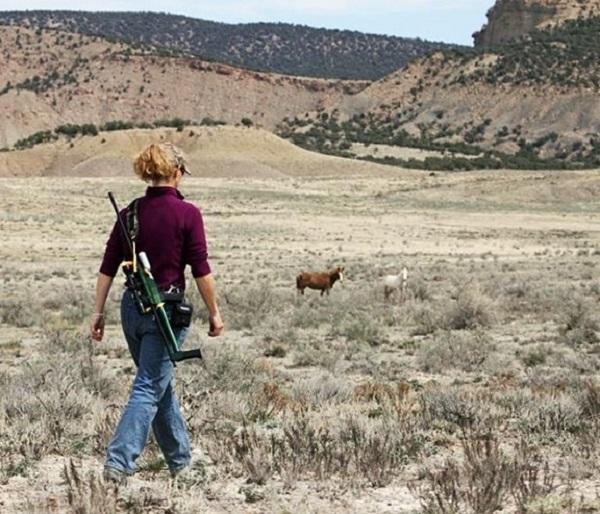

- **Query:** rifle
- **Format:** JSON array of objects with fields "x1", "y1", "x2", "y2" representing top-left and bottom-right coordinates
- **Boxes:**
[{"x1": 108, "y1": 192, "x2": 203, "y2": 364}]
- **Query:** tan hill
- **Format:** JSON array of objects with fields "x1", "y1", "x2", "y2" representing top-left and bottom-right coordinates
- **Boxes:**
[
  {"x1": 473, "y1": 0, "x2": 600, "y2": 46},
  {"x1": 0, "y1": 125, "x2": 400, "y2": 178},
  {"x1": 0, "y1": 25, "x2": 367, "y2": 149},
  {"x1": 278, "y1": 16, "x2": 600, "y2": 169}
]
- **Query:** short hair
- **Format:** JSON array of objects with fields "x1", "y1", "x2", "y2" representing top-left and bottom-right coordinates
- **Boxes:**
[{"x1": 133, "y1": 143, "x2": 189, "y2": 182}]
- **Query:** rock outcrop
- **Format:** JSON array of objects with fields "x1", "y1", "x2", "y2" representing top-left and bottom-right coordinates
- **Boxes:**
[{"x1": 473, "y1": 0, "x2": 600, "y2": 47}]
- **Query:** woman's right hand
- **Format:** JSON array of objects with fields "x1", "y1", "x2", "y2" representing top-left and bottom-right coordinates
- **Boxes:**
[
  {"x1": 208, "y1": 313, "x2": 224, "y2": 337},
  {"x1": 90, "y1": 313, "x2": 105, "y2": 341}
]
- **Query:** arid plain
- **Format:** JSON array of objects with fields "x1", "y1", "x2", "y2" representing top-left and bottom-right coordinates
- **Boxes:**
[{"x1": 1, "y1": 133, "x2": 599, "y2": 512}]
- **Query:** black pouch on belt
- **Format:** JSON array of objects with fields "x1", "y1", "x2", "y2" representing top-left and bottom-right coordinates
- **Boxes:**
[
  {"x1": 171, "y1": 302, "x2": 193, "y2": 328},
  {"x1": 162, "y1": 290, "x2": 185, "y2": 303}
]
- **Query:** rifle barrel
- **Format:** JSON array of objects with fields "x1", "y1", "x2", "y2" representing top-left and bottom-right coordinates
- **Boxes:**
[{"x1": 107, "y1": 192, "x2": 134, "y2": 255}]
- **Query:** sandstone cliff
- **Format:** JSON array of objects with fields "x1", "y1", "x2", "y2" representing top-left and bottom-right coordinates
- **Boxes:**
[{"x1": 473, "y1": 0, "x2": 600, "y2": 47}]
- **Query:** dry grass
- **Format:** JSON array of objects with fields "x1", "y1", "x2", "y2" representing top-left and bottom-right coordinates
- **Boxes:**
[{"x1": 0, "y1": 169, "x2": 599, "y2": 512}]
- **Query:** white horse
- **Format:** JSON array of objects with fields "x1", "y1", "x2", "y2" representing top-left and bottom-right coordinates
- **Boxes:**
[{"x1": 383, "y1": 266, "x2": 408, "y2": 301}]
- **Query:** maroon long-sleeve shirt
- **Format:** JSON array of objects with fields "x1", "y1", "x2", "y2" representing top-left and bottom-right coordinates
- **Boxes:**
[{"x1": 99, "y1": 187, "x2": 211, "y2": 290}]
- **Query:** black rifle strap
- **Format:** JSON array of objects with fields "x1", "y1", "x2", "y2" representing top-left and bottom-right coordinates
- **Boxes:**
[{"x1": 126, "y1": 199, "x2": 140, "y2": 244}]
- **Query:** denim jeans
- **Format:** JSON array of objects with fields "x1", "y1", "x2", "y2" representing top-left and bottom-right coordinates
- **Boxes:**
[{"x1": 105, "y1": 290, "x2": 191, "y2": 474}]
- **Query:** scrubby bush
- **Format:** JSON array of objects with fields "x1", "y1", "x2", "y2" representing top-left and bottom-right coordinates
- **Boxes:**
[
  {"x1": 557, "y1": 292, "x2": 599, "y2": 346},
  {"x1": 228, "y1": 401, "x2": 421, "y2": 486},
  {"x1": 445, "y1": 284, "x2": 495, "y2": 330},
  {"x1": 518, "y1": 344, "x2": 550, "y2": 368},
  {"x1": 417, "y1": 330, "x2": 495, "y2": 373},
  {"x1": 414, "y1": 433, "x2": 561, "y2": 514},
  {"x1": 220, "y1": 282, "x2": 285, "y2": 330},
  {"x1": 328, "y1": 309, "x2": 384, "y2": 346},
  {"x1": 411, "y1": 302, "x2": 445, "y2": 336},
  {"x1": 411, "y1": 284, "x2": 494, "y2": 335},
  {"x1": 0, "y1": 331, "x2": 114, "y2": 468},
  {"x1": 421, "y1": 387, "x2": 493, "y2": 431},
  {"x1": 518, "y1": 394, "x2": 584, "y2": 437},
  {"x1": 408, "y1": 277, "x2": 431, "y2": 301},
  {"x1": 415, "y1": 431, "x2": 513, "y2": 514}
]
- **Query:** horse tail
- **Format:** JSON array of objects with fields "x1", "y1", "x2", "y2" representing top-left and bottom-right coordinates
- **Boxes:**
[{"x1": 296, "y1": 274, "x2": 302, "y2": 289}]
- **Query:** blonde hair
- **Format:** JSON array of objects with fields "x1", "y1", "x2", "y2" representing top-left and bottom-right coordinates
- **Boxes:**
[{"x1": 133, "y1": 142, "x2": 188, "y2": 182}]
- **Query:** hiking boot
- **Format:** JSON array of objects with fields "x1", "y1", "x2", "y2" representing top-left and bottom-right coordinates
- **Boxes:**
[
  {"x1": 103, "y1": 466, "x2": 128, "y2": 486},
  {"x1": 170, "y1": 463, "x2": 188, "y2": 479}
]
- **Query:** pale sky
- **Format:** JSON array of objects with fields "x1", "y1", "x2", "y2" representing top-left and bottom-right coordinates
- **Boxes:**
[{"x1": 0, "y1": 1, "x2": 494, "y2": 45}]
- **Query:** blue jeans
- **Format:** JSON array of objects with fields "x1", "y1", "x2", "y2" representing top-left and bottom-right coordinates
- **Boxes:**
[{"x1": 105, "y1": 291, "x2": 191, "y2": 474}]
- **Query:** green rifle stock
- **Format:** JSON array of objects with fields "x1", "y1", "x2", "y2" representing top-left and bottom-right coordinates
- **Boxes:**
[{"x1": 108, "y1": 192, "x2": 202, "y2": 364}]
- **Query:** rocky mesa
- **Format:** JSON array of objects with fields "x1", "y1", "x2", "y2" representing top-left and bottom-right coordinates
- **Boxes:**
[{"x1": 473, "y1": 0, "x2": 600, "y2": 46}]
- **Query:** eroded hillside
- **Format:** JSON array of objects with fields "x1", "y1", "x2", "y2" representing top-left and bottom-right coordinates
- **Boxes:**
[
  {"x1": 278, "y1": 17, "x2": 600, "y2": 169},
  {"x1": 0, "y1": 25, "x2": 367, "y2": 148}
]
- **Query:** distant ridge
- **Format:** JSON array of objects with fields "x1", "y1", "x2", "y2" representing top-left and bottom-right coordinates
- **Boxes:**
[{"x1": 0, "y1": 10, "x2": 462, "y2": 80}]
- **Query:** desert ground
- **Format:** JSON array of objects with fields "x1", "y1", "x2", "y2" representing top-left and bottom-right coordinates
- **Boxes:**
[{"x1": 1, "y1": 159, "x2": 599, "y2": 513}]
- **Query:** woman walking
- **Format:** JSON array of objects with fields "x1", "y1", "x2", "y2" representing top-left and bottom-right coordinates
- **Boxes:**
[{"x1": 90, "y1": 142, "x2": 223, "y2": 483}]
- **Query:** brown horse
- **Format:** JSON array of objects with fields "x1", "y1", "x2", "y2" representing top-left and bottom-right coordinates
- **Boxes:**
[{"x1": 296, "y1": 267, "x2": 345, "y2": 296}]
